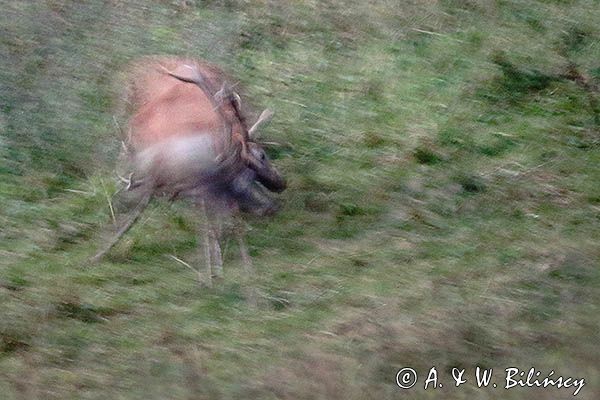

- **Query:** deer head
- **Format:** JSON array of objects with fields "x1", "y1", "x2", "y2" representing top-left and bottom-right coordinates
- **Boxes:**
[{"x1": 243, "y1": 110, "x2": 286, "y2": 193}]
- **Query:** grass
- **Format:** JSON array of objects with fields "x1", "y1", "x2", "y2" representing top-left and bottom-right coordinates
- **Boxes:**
[{"x1": 1, "y1": 0, "x2": 599, "y2": 399}]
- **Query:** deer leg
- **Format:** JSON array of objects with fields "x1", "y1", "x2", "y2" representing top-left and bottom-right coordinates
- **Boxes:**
[
  {"x1": 199, "y1": 199, "x2": 214, "y2": 287},
  {"x1": 208, "y1": 221, "x2": 224, "y2": 279},
  {"x1": 234, "y1": 218, "x2": 257, "y2": 306},
  {"x1": 201, "y1": 220, "x2": 213, "y2": 288},
  {"x1": 91, "y1": 187, "x2": 153, "y2": 263},
  {"x1": 235, "y1": 219, "x2": 254, "y2": 276}
]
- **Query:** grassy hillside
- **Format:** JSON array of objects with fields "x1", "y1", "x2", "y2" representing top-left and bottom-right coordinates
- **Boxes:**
[{"x1": 1, "y1": 0, "x2": 599, "y2": 398}]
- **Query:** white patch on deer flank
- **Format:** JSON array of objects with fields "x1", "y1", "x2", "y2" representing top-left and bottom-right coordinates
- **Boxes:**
[{"x1": 135, "y1": 133, "x2": 220, "y2": 186}]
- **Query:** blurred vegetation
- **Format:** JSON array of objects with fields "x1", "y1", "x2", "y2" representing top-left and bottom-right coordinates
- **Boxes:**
[{"x1": 1, "y1": 0, "x2": 599, "y2": 399}]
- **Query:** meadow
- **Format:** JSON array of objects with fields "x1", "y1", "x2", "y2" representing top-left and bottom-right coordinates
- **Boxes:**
[{"x1": 1, "y1": 1, "x2": 599, "y2": 398}]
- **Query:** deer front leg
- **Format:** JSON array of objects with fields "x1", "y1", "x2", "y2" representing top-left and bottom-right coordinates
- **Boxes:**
[
  {"x1": 208, "y1": 221, "x2": 224, "y2": 279},
  {"x1": 198, "y1": 199, "x2": 214, "y2": 287},
  {"x1": 234, "y1": 217, "x2": 257, "y2": 306},
  {"x1": 234, "y1": 218, "x2": 254, "y2": 276}
]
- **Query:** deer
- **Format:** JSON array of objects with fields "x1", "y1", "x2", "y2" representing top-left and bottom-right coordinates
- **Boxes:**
[{"x1": 92, "y1": 56, "x2": 286, "y2": 286}]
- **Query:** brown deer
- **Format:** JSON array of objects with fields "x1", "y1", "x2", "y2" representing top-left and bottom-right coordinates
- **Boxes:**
[{"x1": 92, "y1": 56, "x2": 286, "y2": 285}]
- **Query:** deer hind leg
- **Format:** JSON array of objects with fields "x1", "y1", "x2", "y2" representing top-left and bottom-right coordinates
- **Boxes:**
[{"x1": 91, "y1": 186, "x2": 153, "y2": 263}]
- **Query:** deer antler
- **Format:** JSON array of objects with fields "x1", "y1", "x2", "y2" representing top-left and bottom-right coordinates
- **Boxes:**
[{"x1": 248, "y1": 109, "x2": 274, "y2": 139}]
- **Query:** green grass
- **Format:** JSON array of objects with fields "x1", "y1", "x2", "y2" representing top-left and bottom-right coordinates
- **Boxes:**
[{"x1": 1, "y1": 0, "x2": 599, "y2": 399}]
